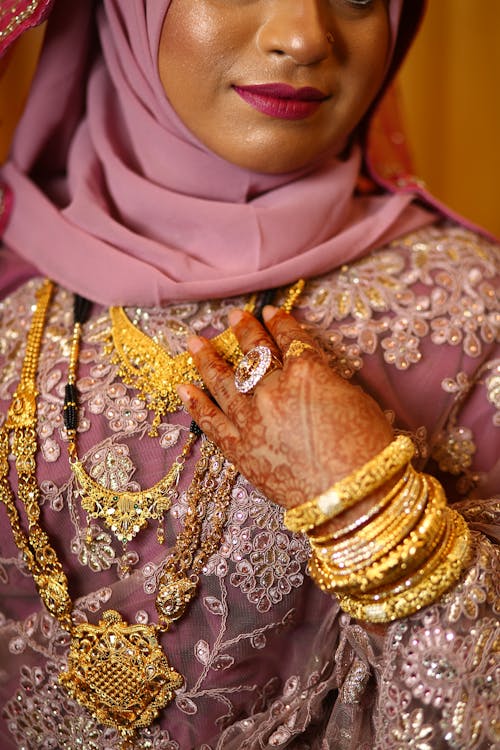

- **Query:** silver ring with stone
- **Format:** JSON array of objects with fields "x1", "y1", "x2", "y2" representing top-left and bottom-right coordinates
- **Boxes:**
[{"x1": 234, "y1": 345, "x2": 281, "y2": 394}]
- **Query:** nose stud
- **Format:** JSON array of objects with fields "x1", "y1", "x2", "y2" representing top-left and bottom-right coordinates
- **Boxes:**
[{"x1": 326, "y1": 32, "x2": 334, "y2": 45}]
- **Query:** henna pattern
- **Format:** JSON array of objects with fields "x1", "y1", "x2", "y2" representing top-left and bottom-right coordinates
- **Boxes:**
[{"x1": 182, "y1": 309, "x2": 393, "y2": 511}]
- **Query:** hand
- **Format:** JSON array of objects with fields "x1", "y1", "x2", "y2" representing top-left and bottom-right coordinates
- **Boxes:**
[{"x1": 177, "y1": 306, "x2": 393, "y2": 513}]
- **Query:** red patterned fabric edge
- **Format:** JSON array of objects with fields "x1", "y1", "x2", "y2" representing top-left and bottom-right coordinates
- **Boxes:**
[
  {"x1": 0, "y1": 0, "x2": 54, "y2": 58},
  {"x1": 0, "y1": 180, "x2": 13, "y2": 235}
]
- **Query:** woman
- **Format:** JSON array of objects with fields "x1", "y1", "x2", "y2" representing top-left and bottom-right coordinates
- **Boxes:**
[{"x1": 0, "y1": 1, "x2": 498, "y2": 748}]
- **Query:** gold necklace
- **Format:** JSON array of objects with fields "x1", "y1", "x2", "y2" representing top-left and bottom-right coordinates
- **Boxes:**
[
  {"x1": 107, "y1": 279, "x2": 305, "y2": 433},
  {"x1": 65, "y1": 296, "x2": 201, "y2": 547},
  {"x1": 65, "y1": 276, "x2": 306, "y2": 542},
  {"x1": 0, "y1": 280, "x2": 239, "y2": 747},
  {"x1": 69, "y1": 280, "x2": 305, "y2": 546}
]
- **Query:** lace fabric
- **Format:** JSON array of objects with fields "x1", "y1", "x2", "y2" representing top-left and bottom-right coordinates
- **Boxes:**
[{"x1": 0, "y1": 222, "x2": 498, "y2": 749}]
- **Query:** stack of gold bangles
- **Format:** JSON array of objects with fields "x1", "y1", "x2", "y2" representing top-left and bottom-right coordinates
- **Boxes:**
[{"x1": 284, "y1": 436, "x2": 471, "y2": 623}]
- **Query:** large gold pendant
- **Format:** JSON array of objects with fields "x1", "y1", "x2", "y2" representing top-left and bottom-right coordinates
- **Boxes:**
[{"x1": 59, "y1": 610, "x2": 183, "y2": 743}]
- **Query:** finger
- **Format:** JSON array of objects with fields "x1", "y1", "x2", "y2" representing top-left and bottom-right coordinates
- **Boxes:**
[
  {"x1": 187, "y1": 336, "x2": 251, "y2": 430},
  {"x1": 262, "y1": 307, "x2": 323, "y2": 363},
  {"x1": 228, "y1": 309, "x2": 282, "y2": 359},
  {"x1": 176, "y1": 384, "x2": 240, "y2": 458}
]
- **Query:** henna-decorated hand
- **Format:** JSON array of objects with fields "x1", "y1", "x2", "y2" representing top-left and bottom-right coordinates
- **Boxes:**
[{"x1": 177, "y1": 306, "x2": 394, "y2": 516}]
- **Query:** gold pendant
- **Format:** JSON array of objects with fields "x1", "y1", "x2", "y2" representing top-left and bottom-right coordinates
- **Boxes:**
[
  {"x1": 71, "y1": 459, "x2": 178, "y2": 545},
  {"x1": 59, "y1": 610, "x2": 183, "y2": 743},
  {"x1": 69, "y1": 429, "x2": 197, "y2": 546},
  {"x1": 156, "y1": 573, "x2": 198, "y2": 626}
]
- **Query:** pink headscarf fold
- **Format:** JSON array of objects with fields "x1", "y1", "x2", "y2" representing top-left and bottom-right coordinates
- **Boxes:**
[{"x1": 1, "y1": 0, "x2": 432, "y2": 305}]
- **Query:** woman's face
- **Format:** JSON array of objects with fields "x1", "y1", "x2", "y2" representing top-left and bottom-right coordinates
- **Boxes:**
[{"x1": 158, "y1": 0, "x2": 391, "y2": 174}]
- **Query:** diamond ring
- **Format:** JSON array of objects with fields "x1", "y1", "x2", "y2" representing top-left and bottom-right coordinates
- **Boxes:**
[{"x1": 234, "y1": 346, "x2": 281, "y2": 394}]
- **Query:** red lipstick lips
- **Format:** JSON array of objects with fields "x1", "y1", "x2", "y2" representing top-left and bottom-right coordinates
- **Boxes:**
[{"x1": 233, "y1": 83, "x2": 328, "y2": 120}]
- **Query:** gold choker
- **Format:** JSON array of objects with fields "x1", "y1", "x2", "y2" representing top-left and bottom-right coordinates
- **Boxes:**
[{"x1": 107, "y1": 279, "x2": 305, "y2": 433}]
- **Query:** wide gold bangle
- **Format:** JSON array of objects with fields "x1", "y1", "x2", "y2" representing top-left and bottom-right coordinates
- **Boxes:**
[
  {"x1": 307, "y1": 464, "x2": 414, "y2": 544},
  {"x1": 336, "y1": 510, "x2": 471, "y2": 622},
  {"x1": 284, "y1": 435, "x2": 415, "y2": 533},
  {"x1": 309, "y1": 475, "x2": 447, "y2": 594},
  {"x1": 310, "y1": 466, "x2": 424, "y2": 565}
]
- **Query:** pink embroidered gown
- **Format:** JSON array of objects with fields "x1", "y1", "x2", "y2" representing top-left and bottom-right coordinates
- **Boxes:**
[{"x1": 0, "y1": 222, "x2": 498, "y2": 749}]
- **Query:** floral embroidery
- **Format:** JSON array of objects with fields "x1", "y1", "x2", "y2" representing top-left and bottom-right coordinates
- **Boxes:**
[
  {"x1": 485, "y1": 361, "x2": 500, "y2": 426},
  {"x1": 301, "y1": 224, "x2": 499, "y2": 367},
  {"x1": 381, "y1": 328, "x2": 422, "y2": 369},
  {"x1": 376, "y1": 534, "x2": 500, "y2": 750},
  {"x1": 0, "y1": 221, "x2": 498, "y2": 750},
  {"x1": 3, "y1": 663, "x2": 180, "y2": 750},
  {"x1": 441, "y1": 529, "x2": 500, "y2": 623},
  {"x1": 71, "y1": 525, "x2": 117, "y2": 573},
  {"x1": 432, "y1": 425, "x2": 476, "y2": 475},
  {"x1": 388, "y1": 708, "x2": 435, "y2": 750},
  {"x1": 229, "y1": 530, "x2": 307, "y2": 613},
  {"x1": 86, "y1": 442, "x2": 136, "y2": 490}
]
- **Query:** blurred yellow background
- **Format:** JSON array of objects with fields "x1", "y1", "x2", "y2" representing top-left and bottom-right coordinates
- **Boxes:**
[
  {"x1": 1, "y1": 3, "x2": 499, "y2": 236},
  {"x1": 399, "y1": 0, "x2": 500, "y2": 237}
]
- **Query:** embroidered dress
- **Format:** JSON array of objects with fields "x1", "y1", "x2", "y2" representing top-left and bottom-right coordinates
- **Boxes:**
[
  {"x1": 0, "y1": 223, "x2": 498, "y2": 749},
  {"x1": 0, "y1": 1, "x2": 498, "y2": 748}
]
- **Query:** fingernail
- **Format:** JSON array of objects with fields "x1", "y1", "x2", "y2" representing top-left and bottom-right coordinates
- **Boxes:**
[
  {"x1": 186, "y1": 335, "x2": 205, "y2": 353},
  {"x1": 262, "y1": 305, "x2": 279, "y2": 322},
  {"x1": 228, "y1": 309, "x2": 244, "y2": 326},
  {"x1": 176, "y1": 384, "x2": 192, "y2": 404}
]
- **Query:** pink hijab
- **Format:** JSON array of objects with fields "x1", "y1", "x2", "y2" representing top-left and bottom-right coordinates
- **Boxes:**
[{"x1": 0, "y1": 0, "x2": 432, "y2": 305}]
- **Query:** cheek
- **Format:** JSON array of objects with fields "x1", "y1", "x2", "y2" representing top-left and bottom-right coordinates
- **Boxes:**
[
  {"x1": 158, "y1": 4, "x2": 223, "y2": 105},
  {"x1": 347, "y1": 21, "x2": 391, "y2": 103}
]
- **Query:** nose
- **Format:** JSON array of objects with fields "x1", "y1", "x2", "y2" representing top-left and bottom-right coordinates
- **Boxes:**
[{"x1": 257, "y1": 0, "x2": 333, "y2": 66}]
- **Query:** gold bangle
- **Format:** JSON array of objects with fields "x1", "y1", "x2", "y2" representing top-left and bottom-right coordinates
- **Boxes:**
[
  {"x1": 327, "y1": 471, "x2": 429, "y2": 571},
  {"x1": 309, "y1": 475, "x2": 447, "y2": 594},
  {"x1": 284, "y1": 435, "x2": 415, "y2": 533},
  {"x1": 307, "y1": 464, "x2": 414, "y2": 544},
  {"x1": 350, "y1": 508, "x2": 456, "y2": 601},
  {"x1": 310, "y1": 467, "x2": 424, "y2": 565},
  {"x1": 336, "y1": 511, "x2": 471, "y2": 622}
]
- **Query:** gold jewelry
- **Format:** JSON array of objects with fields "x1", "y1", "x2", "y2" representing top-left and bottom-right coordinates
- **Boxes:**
[
  {"x1": 69, "y1": 434, "x2": 195, "y2": 546},
  {"x1": 67, "y1": 282, "x2": 304, "y2": 546},
  {"x1": 0, "y1": 280, "x2": 73, "y2": 631},
  {"x1": 59, "y1": 610, "x2": 183, "y2": 739},
  {"x1": 155, "y1": 438, "x2": 237, "y2": 628},
  {"x1": 309, "y1": 474, "x2": 447, "y2": 594},
  {"x1": 234, "y1": 345, "x2": 282, "y2": 394},
  {"x1": 0, "y1": 280, "x2": 239, "y2": 747},
  {"x1": 284, "y1": 435, "x2": 415, "y2": 532},
  {"x1": 65, "y1": 300, "x2": 199, "y2": 547},
  {"x1": 108, "y1": 279, "x2": 305, "y2": 433},
  {"x1": 336, "y1": 511, "x2": 471, "y2": 622},
  {"x1": 284, "y1": 339, "x2": 314, "y2": 359},
  {"x1": 309, "y1": 465, "x2": 423, "y2": 564},
  {"x1": 307, "y1": 464, "x2": 413, "y2": 544},
  {"x1": 348, "y1": 507, "x2": 456, "y2": 600}
]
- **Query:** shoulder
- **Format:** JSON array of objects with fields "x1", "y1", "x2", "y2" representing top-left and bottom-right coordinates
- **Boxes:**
[
  {"x1": 298, "y1": 219, "x2": 498, "y2": 369},
  {"x1": 301, "y1": 219, "x2": 498, "y2": 331},
  {"x1": 388, "y1": 220, "x2": 499, "y2": 268}
]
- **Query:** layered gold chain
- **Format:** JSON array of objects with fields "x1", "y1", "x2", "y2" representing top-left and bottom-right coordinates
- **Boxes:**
[
  {"x1": 0, "y1": 280, "x2": 73, "y2": 630},
  {"x1": 0, "y1": 280, "x2": 239, "y2": 746}
]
